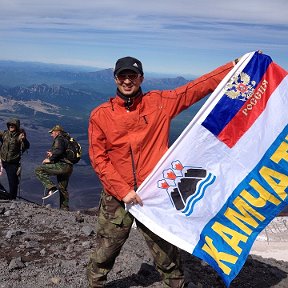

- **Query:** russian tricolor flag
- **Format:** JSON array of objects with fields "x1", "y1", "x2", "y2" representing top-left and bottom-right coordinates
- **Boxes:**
[{"x1": 202, "y1": 51, "x2": 287, "y2": 147}]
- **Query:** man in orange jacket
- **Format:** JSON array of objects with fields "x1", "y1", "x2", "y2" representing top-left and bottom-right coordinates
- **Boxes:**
[{"x1": 87, "y1": 56, "x2": 237, "y2": 287}]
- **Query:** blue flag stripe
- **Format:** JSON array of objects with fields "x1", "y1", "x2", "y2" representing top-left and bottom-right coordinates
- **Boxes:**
[{"x1": 202, "y1": 52, "x2": 272, "y2": 136}]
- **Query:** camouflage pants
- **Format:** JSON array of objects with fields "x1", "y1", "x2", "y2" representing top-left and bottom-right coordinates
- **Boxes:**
[
  {"x1": 35, "y1": 162, "x2": 73, "y2": 208},
  {"x1": 87, "y1": 190, "x2": 185, "y2": 288}
]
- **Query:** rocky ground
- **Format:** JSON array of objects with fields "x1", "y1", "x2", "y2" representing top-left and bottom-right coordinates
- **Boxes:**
[{"x1": 0, "y1": 199, "x2": 288, "y2": 288}]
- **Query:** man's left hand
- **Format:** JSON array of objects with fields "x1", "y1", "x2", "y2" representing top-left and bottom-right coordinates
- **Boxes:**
[{"x1": 122, "y1": 190, "x2": 143, "y2": 206}]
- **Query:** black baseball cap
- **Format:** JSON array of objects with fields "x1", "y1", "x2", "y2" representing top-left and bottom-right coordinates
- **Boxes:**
[{"x1": 114, "y1": 56, "x2": 143, "y2": 76}]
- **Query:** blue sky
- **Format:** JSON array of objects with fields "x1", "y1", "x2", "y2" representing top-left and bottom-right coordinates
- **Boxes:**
[{"x1": 0, "y1": 0, "x2": 287, "y2": 77}]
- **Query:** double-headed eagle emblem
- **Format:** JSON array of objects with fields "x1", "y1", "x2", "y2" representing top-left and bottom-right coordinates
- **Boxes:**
[{"x1": 225, "y1": 72, "x2": 256, "y2": 101}]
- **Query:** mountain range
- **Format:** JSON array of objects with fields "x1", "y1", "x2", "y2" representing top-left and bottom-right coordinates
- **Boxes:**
[
  {"x1": 0, "y1": 60, "x2": 190, "y2": 119},
  {"x1": 0, "y1": 60, "x2": 194, "y2": 210}
]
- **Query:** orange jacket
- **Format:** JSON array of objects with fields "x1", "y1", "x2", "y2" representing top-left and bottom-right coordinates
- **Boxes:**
[{"x1": 88, "y1": 62, "x2": 234, "y2": 200}]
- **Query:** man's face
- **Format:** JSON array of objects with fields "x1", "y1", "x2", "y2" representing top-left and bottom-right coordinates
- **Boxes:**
[
  {"x1": 115, "y1": 69, "x2": 144, "y2": 96},
  {"x1": 50, "y1": 130, "x2": 60, "y2": 138},
  {"x1": 8, "y1": 124, "x2": 16, "y2": 131}
]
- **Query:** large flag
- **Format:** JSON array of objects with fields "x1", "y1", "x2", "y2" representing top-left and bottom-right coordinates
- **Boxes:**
[{"x1": 128, "y1": 51, "x2": 288, "y2": 287}]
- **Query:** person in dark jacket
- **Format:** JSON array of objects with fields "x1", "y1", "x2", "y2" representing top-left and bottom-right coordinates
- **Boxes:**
[
  {"x1": 35, "y1": 125, "x2": 73, "y2": 210},
  {"x1": 0, "y1": 118, "x2": 30, "y2": 199}
]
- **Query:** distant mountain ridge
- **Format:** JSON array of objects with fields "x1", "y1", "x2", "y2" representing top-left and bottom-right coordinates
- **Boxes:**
[
  {"x1": 0, "y1": 83, "x2": 100, "y2": 116},
  {"x1": 0, "y1": 60, "x2": 191, "y2": 118},
  {"x1": 0, "y1": 60, "x2": 101, "y2": 73},
  {"x1": 0, "y1": 60, "x2": 191, "y2": 89},
  {"x1": 2, "y1": 83, "x2": 97, "y2": 105}
]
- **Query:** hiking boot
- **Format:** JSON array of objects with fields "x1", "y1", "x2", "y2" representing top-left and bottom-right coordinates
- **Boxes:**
[
  {"x1": 0, "y1": 189, "x2": 14, "y2": 200},
  {"x1": 42, "y1": 187, "x2": 58, "y2": 199},
  {"x1": 60, "y1": 205, "x2": 69, "y2": 211}
]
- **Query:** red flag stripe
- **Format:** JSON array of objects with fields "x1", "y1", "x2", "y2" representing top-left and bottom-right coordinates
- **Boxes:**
[{"x1": 218, "y1": 63, "x2": 288, "y2": 148}]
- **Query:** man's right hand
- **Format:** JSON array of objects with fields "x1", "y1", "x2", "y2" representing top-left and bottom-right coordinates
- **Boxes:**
[
  {"x1": 122, "y1": 190, "x2": 143, "y2": 206},
  {"x1": 234, "y1": 50, "x2": 263, "y2": 66}
]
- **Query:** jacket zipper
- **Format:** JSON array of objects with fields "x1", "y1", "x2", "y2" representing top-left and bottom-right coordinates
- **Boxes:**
[{"x1": 129, "y1": 146, "x2": 138, "y2": 191}]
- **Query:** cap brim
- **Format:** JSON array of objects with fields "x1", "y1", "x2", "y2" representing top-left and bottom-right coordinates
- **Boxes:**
[{"x1": 115, "y1": 66, "x2": 141, "y2": 76}]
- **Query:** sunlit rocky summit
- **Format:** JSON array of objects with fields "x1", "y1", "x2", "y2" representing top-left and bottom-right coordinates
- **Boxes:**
[{"x1": 0, "y1": 199, "x2": 288, "y2": 288}]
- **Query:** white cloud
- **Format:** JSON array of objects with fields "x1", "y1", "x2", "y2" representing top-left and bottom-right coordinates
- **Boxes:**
[
  {"x1": 0, "y1": 0, "x2": 287, "y2": 74},
  {"x1": 1, "y1": 0, "x2": 288, "y2": 25}
]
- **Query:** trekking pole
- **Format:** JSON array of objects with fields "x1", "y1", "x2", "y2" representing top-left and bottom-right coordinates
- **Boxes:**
[
  {"x1": 42, "y1": 188, "x2": 47, "y2": 206},
  {"x1": 0, "y1": 159, "x2": 3, "y2": 177},
  {"x1": 16, "y1": 195, "x2": 42, "y2": 206},
  {"x1": 14, "y1": 157, "x2": 41, "y2": 206},
  {"x1": 17, "y1": 163, "x2": 22, "y2": 199}
]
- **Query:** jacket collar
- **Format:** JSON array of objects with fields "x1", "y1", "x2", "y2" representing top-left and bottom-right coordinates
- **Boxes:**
[{"x1": 115, "y1": 88, "x2": 143, "y2": 111}]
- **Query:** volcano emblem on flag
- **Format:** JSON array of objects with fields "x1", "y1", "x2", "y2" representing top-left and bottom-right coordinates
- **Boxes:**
[{"x1": 157, "y1": 160, "x2": 216, "y2": 216}]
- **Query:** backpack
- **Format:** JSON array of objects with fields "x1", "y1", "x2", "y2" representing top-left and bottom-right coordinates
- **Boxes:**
[{"x1": 64, "y1": 134, "x2": 82, "y2": 164}]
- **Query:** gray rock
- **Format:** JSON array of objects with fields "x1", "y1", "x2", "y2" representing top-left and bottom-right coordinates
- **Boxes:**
[
  {"x1": 9, "y1": 203, "x2": 17, "y2": 209},
  {"x1": 8, "y1": 257, "x2": 25, "y2": 270},
  {"x1": 82, "y1": 241, "x2": 92, "y2": 249},
  {"x1": 81, "y1": 225, "x2": 94, "y2": 236},
  {"x1": 0, "y1": 200, "x2": 287, "y2": 288},
  {"x1": 5, "y1": 230, "x2": 14, "y2": 239},
  {"x1": 4, "y1": 210, "x2": 12, "y2": 216},
  {"x1": 25, "y1": 240, "x2": 40, "y2": 249},
  {"x1": 40, "y1": 248, "x2": 46, "y2": 256},
  {"x1": 65, "y1": 244, "x2": 74, "y2": 252},
  {"x1": 51, "y1": 277, "x2": 61, "y2": 285}
]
